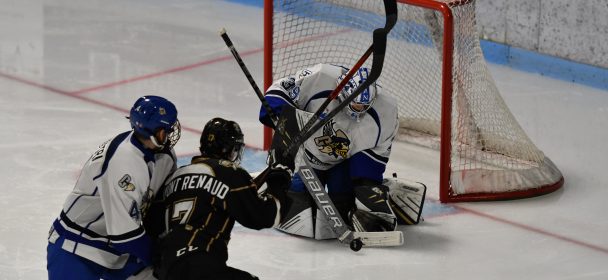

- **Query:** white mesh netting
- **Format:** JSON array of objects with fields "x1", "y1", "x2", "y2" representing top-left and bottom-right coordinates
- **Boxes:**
[{"x1": 267, "y1": 0, "x2": 562, "y2": 201}]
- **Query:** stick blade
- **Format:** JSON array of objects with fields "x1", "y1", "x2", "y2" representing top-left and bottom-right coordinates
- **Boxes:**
[{"x1": 354, "y1": 230, "x2": 404, "y2": 247}]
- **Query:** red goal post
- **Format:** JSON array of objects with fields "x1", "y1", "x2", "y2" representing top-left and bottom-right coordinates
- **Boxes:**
[{"x1": 263, "y1": 0, "x2": 564, "y2": 202}]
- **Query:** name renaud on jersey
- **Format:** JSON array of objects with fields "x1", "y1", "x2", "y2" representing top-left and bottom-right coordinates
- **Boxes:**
[{"x1": 164, "y1": 173, "x2": 229, "y2": 199}]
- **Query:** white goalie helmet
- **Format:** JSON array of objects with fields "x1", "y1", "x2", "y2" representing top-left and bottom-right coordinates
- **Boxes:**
[{"x1": 336, "y1": 67, "x2": 378, "y2": 121}]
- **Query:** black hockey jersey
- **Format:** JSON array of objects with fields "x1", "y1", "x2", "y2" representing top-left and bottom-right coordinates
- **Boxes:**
[{"x1": 156, "y1": 156, "x2": 281, "y2": 266}]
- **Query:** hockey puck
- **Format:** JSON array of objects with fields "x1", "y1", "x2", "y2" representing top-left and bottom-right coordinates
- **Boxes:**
[{"x1": 350, "y1": 238, "x2": 363, "y2": 251}]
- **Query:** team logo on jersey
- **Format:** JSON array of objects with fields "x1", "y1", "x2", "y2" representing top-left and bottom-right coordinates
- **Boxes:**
[
  {"x1": 280, "y1": 77, "x2": 300, "y2": 101},
  {"x1": 280, "y1": 77, "x2": 296, "y2": 91},
  {"x1": 118, "y1": 174, "x2": 135, "y2": 191},
  {"x1": 290, "y1": 86, "x2": 300, "y2": 100},
  {"x1": 313, "y1": 120, "x2": 350, "y2": 159}
]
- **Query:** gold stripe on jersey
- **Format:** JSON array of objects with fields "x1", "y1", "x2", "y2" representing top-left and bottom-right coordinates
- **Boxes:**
[
  {"x1": 231, "y1": 184, "x2": 257, "y2": 192},
  {"x1": 206, "y1": 217, "x2": 230, "y2": 252},
  {"x1": 204, "y1": 212, "x2": 213, "y2": 227},
  {"x1": 219, "y1": 218, "x2": 230, "y2": 235},
  {"x1": 188, "y1": 228, "x2": 200, "y2": 247},
  {"x1": 206, "y1": 237, "x2": 215, "y2": 252}
]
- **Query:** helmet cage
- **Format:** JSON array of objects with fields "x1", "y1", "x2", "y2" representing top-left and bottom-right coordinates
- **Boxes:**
[
  {"x1": 165, "y1": 120, "x2": 181, "y2": 149},
  {"x1": 337, "y1": 68, "x2": 377, "y2": 121},
  {"x1": 228, "y1": 140, "x2": 245, "y2": 164}
]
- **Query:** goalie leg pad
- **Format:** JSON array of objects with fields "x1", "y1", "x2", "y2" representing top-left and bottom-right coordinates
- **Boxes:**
[
  {"x1": 276, "y1": 191, "x2": 350, "y2": 240},
  {"x1": 276, "y1": 191, "x2": 314, "y2": 238},
  {"x1": 383, "y1": 177, "x2": 427, "y2": 225},
  {"x1": 352, "y1": 185, "x2": 397, "y2": 232}
]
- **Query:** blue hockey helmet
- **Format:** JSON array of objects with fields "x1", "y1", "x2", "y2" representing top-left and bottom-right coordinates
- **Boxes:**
[
  {"x1": 129, "y1": 96, "x2": 180, "y2": 149},
  {"x1": 337, "y1": 67, "x2": 378, "y2": 121}
]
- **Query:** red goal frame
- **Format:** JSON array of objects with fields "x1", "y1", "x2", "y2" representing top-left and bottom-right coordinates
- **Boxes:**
[{"x1": 263, "y1": 0, "x2": 564, "y2": 202}]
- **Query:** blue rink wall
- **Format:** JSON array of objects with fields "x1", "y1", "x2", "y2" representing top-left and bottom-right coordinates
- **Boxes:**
[
  {"x1": 226, "y1": 0, "x2": 608, "y2": 91},
  {"x1": 176, "y1": 147, "x2": 269, "y2": 172}
]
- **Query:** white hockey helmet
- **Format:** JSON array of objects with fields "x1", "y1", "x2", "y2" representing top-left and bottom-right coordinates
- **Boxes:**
[{"x1": 336, "y1": 67, "x2": 378, "y2": 121}]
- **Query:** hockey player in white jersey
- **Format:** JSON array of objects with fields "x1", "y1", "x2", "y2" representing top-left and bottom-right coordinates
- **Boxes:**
[
  {"x1": 260, "y1": 63, "x2": 404, "y2": 239},
  {"x1": 47, "y1": 96, "x2": 181, "y2": 280}
]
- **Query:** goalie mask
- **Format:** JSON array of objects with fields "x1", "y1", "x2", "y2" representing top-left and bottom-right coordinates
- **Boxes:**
[
  {"x1": 200, "y1": 118, "x2": 245, "y2": 164},
  {"x1": 129, "y1": 95, "x2": 181, "y2": 150},
  {"x1": 336, "y1": 67, "x2": 378, "y2": 121}
]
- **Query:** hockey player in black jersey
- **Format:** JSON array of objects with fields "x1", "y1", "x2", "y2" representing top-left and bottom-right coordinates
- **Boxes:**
[{"x1": 150, "y1": 117, "x2": 292, "y2": 280}]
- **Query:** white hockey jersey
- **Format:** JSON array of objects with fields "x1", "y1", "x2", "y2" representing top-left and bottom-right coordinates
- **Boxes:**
[
  {"x1": 48, "y1": 131, "x2": 176, "y2": 269},
  {"x1": 260, "y1": 63, "x2": 399, "y2": 182}
]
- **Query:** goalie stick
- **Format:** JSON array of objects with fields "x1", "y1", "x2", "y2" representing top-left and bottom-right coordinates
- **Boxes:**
[{"x1": 219, "y1": 23, "x2": 402, "y2": 250}]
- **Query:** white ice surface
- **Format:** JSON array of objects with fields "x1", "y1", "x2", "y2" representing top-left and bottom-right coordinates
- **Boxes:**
[{"x1": 0, "y1": 1, "x2": 607, "y2": 279}]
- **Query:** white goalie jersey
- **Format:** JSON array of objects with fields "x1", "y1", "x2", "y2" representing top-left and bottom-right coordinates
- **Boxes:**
[{"x1": 260, "y1": 63, "x2": 399, "y2": 182}]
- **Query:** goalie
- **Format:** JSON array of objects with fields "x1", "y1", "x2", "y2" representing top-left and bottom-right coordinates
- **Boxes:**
[{"x1": 259, "y1": 63, "x2": 426, "y2": 240}]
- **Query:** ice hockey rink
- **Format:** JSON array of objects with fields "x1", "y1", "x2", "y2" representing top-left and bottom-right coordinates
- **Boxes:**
[{"x1": 1, "y1": 0, "x2": 607, "y2": 279}]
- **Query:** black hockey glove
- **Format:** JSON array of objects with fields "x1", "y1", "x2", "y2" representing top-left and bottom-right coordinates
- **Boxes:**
[
  {"x1": 264, "y1": 164, "x2": 293, "y2": 216},
  {"x1": 265, "y1": 164, "x2": 292, "y2": 193},
  {"x1": 267, "y1": 147, "x2": 295, "y2": 171}
]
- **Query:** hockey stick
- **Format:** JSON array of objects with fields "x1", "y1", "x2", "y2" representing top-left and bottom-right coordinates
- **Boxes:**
[
  {"x1": 218, "y1": 28, "x2": 294, "y2": 163},
  {"x1": 275, "y1": 0, "x2": 400, "y2": 248},
  {"x1": 282, "y1": 0, "x2": 398, "y2": 159},
  {"x1": 219, "y1": 27, "x2": 402, "y2": 251},
  {"x1": 219, "y1": 28, "x2": 280, "y2": 123},
  {"x1": 298, "y1": 160, "x2": 403, "y2": 250},
  {"x1": 218, "y1": 28, "x2": 358, "y2": 247}
]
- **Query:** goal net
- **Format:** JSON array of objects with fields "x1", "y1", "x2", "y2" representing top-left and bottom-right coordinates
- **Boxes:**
[{"x1": 263, "y1": 0, "x2": 563, "y2": 202}]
